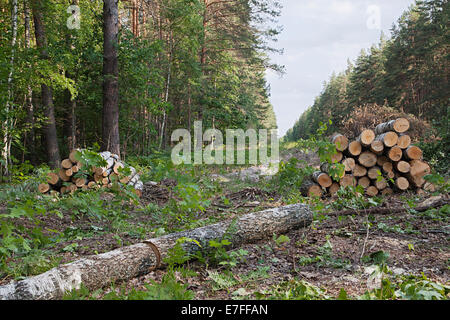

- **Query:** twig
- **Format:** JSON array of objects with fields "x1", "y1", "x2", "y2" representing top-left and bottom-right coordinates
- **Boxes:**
[{"x1": 328, "y1": 198, "x2": 449, "y2": 218}]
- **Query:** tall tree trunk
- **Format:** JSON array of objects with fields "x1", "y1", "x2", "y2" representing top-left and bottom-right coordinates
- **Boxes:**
[
  {"x1": 102, "y1": 0, "x2": 120, "y2": 155},
  {"x1": 64, "y1": 90, "x2": 76, "y2": 152},
  {"x1": 159, "y1": 31, "x2": 172, "y2": 150},
  {"x1": 2, "y1": 0, "x2": 18, "y2": 179},
  {"x1": 102, "y1": 0, "x2": 120, "y2": 157},
  {"x1": 23, "y1": 0, "x2": 35, "y2": 164},
  {"x1": 63, "y1": 0, "x2": 79, "y2": 153},
  {"x1": 31, "y1": 0, "x2": 61, "y2": 168}
]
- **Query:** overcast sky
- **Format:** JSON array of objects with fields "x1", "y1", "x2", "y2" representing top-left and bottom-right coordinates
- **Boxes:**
[{"x1": 266, "y1": 0, "x2": 417, "y2": 137}]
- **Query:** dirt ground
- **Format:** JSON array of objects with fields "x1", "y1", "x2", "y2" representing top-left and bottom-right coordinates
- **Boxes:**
[
  {"x1": 0, "y1": 148, "x2": 448, "y2": 298},
  {"x1": 119, "y1": 192, "x2": 449, "y2": 299}
]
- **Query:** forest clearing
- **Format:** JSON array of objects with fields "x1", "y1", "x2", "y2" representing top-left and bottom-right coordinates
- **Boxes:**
[{"x1": 0, "y1": 0, "x2": 449, "y2": 302}]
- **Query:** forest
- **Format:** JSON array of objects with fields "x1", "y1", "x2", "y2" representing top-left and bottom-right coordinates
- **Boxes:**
[
  {"x1": 0, "y1": 0, "x2": 448, "y2": 303},
  {"x1": 0, "y1": 0, "x2": 279, "y2": 175},
  {"x1": 284, "y1": 0, "x2": 448, "y2": 174}
]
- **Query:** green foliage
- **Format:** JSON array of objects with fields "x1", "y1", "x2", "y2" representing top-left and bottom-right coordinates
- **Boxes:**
[
  {"x1": 64, "y1": 271, "x2": 195, "y2": 300},
  {"x1": 285, "y1": 1, "x2": 449, "y2": 153},
  {"x1": 424, "y1": 173, "x2": 450, "y2": 193},
  {"x1": 272, "y1": 157, "x2": 313, "y2": 191},
  {"x1": 206, "y1": 239, "x2": 248, "y2": 269},
  {"x1": 415, "y1": 204, "x2": 449, "y2": 222},
  {"x1": 163, "y1": 237, "x2": 202, "y2": 267},
  {"x1": 255, "y1": 279, "x2": 329, "y2": 300},
  {"x1": 331, "y1": 186, "x2": 382, "y2": 210},
  {"x1": 360, "y1": 273, "x2": 450, "y2": 300},
  {"x1": 73, "y1": 149, "x2": 107, "y2": 172},
  {"x1": 362, "y1": 250, "x2": 390, "y2": 265},
  {"x1": 419, "y1": 114, "x2": 450, "y2": 175},
  {"x1": 295, "y1": 120, "x2": 342, "y2": 164},
  {"x1": 0, "y1": 198, "x2": 53, "y2": 277},
  {"x1": 273, "y1": 234, "x2": 290, "y2": 246},
  {"x1": 297, "y1": 240, "x2": 351, "y2": 270}
]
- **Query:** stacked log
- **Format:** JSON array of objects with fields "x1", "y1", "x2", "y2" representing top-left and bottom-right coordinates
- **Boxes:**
[
  {"x1": 300, "y1": 118, "x2": 434, "y2": 197},
  {"x1": 38, "y1": 149, "x2": 143, "y2": 197}
]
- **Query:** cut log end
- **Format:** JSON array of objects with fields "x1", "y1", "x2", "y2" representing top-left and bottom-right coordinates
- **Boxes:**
[
  {"x1": 61, "y1": 159, "x2": 73, "y2": 169},
  {"x1": 376, "y1": 132, "x2": 399, "y2": 148},
  {"x1": 397, "y1": 134, "x2": 411, "y2": 149},
  {"x1": 381, "y1": 188, "x2": 394, "y2": 196},
  {"x1": 404, "y1": 146, "x2": 423, "y2": 160},
  {"x1": 366, "y1": 186, "x2": 379, "y2": 197},
  {"x1": 332, "y1": 134, "x2": 349, "y2": 152},
  {"x1": 395, "y1": 161, "x2": 411, "y2": 174},
  {"x1": 331, "y1": 151, "x2": 343, "y2": 163},
  {"x1": 47, "y1": 172, "x2": 60, "y2": 185},
  {"x1": 312, "y1": 171, "x2": 332, "y2": 188},
  {"x1": 328, "y1": 182, "x2": 340, "y2": 195},
  {"x1": 395, "y1": 177, "x2": 410, "y2": 191},
  {"x1": 301, "y1": 180, "x2": 323, "y2": 197},
  {"x1": 348, "y1": 141, "x2": 362, "y2": 156},
  {"x1": 357, "y1": 176, "x2": 371, "y2": 189},
  {"x1": 343, "y1": 157, "x2": 356, "y2": 172},
  {"x1": 358, "y1": 151, "x2": 377, "y2": 168},
  {"x1": 353, "y1": 164, "x2": 367, "y2": 177},
  {"x1": 340, "y1": 175, "x2": 356, "y2": 188},
  {"x1": 393, "y1": 118, "x2": 410, "y2": 133},
  {"x1": 368, "y1": 166, "x2": 382, "y2": 180},
  {"x1": 370, "y1": 140, "x2": 384, "y2": 155},
  {"x1": 375, "y1": 178, "x2": 388, "y2": 190},
  {"x1": 358, "y1": 129, "x2": 375, "y2": 146},
  {"x1": 388, "y1": 146, "x2": 403, "y2": 162},
  {"x1": 38, "y1": 183, "x2": 50, "y2": 194}
]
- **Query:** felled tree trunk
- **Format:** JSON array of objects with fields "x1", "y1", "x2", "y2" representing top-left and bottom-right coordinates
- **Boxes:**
[{"x1": 0, "y1": 203, "x2": 312, "y2": 300}]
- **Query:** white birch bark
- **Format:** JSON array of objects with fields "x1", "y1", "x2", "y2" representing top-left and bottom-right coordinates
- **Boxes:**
[{"x1": 0, "y1": 203, "x2": 312, "y2": 300}]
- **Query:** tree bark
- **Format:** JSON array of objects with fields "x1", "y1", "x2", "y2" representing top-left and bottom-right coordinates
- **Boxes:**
[
  {"x1": 102, "y1": 0, "x2": 120, "y2": 157},
  {"x1": 23, "y1": 0, "x2": 36, "y2": 164},
  {"x1": 31, "y1": 0, "x2": 61, "y2": 168},
  {"x1": 0, "y1": 203, "x2": 312, "y2": 300},
  {"x1": 2, "y1": 0, "x2": 18, "y2": 178}
]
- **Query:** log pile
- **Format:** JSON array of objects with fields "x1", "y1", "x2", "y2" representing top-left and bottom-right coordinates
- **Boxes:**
[
  {"x1": 301, "y1": 118, "x2": 434, "y2": 197},
  {"x1": 38, "y1": 150, "x2": 143, "y2": 197}
]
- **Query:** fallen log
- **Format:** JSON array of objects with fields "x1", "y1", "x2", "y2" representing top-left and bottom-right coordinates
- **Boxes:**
[
  {"x1": 328, "y1": 182, "x2": 340, "y2": 195},
  {"x1": 0, "y1": 203, "x2": 313, "y2": 300},
  {"x1": 347, "y1": 141, "x2": 362, "y2": 157},
  {"x1": 327, "y1": 197, "x2": 449, "y2": 217},
  {"x1": 370, "y1": 140, "x2": 384, "y2": 155},
  {"x1": 366, "y1": 186, "x2": 379, "y2": 197},
  {"x1": 404, "y1": 146, "x2": 423, "y2": 160},
  {"x1": 387, "y1": 146, "x2": 403, "y2": 162},
  {"x1": 357, "y1": 176, "x2": 371, "y2": 189},
  {"x1": 342, "y1": 157, "x2": 356, "y2": 172},
  {"x1": 300, "y1": 179, "x2": 323, "y2": 197},
  {"x1": 397, "y1": 134, "x2": 411, "y2": 149},
  {"x1": 331, "y1": 151, "x2": 343, "y2": 163},
  {"x1": 332, "y1": 134, "x2": 349, "y2": 152},
  {"x1": 375, "y1": 118, "x2": 410, "y2": 135},
  {"x1": 357, "y1": 129, "x2": 375, "y2": 147},
  {"x1": 358, "y1": 151, "x2": 377, "y2": 168},
  {"x1": 340, "y1": 174, "x2": 356, "y2": 187},
  {"x1": 375, "y1": 132, "x2": 398, "y2": 148},
  {"x1": 353, "y1": 164, "x2": 367, "y2": 177},
  {"x1": 38, "y1": 183, "x2": 50, "y2": 194},
  {"x1": 312, "y1": 171, "x2": 332, "y2": 188}
]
